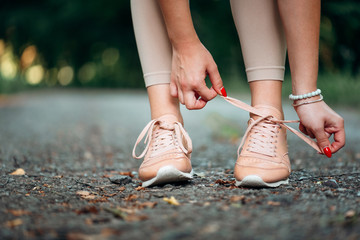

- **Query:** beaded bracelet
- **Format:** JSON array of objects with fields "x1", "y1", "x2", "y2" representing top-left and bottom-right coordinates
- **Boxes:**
[
  {"x1": 289, "y1": 89, "x2": 321, "y2": 101},
  {"x1": 292, "y1": 95, "x2": 323, "y2": 107}
]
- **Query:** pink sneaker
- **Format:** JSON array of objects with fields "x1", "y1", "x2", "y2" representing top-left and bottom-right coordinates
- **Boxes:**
[
  {"x1": 132, "y1": 114, "x2": 193, "y2": 187},
  {"x1": 235, "y1": 105, "x2": 291, "y2": 187},
  {"x1": 223, "y1": 96, "x2": 320, "y2": 188}
]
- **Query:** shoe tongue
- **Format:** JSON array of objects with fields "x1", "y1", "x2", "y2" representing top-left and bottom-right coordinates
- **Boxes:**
[
  {"x1": 157, "y1": 114, "x2": 178, "y2": 130},
  {"x1": 253, "y1": 105, "x2": 283, "y2": 120}
]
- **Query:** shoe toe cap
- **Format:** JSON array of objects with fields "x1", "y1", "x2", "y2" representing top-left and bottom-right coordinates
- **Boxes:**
[
  {"x1": 139, "y1": 156, "x2": 192, "y2": 181},
  {"x1": 234, "y1": 157, "x2": 290, "y2": 183}
]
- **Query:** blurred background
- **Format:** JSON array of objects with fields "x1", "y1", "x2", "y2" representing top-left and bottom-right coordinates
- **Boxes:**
[{"x1": 0, "y1": 0, "x2": 359, "y2": 105}]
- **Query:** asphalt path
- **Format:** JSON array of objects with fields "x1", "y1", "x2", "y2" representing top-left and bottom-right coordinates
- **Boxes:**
[{"x1": 0, "y1": 89, "x2": 359, "y2": 240}]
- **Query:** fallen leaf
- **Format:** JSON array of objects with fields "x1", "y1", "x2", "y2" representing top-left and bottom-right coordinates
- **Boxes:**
[
  {"x1": 138, "y1": 202, "x2": 157, "y2": 209},
  {"x1": 82, "y1": 195, "x2": 96, "y2": 200},
  {"x1": 104, "y1": 207, "x2": 127, "y2": 219},
  {"x1": 87, "y1": 197, "x2": 108, "y2": 203},
  {"x1": 6, "y1": 219, "x2": 23, "y2": 228},
  {"x1": 124, "y1": 194, "x2": 138, "y2": 201},
  {"x1": 76, "y1": 190, "x2": 91, "y2": 196},
  {"x1": 163, "y1": 196, "x2": 180, "y2": 206},
  {"x1": 203, "y1": 202, "x2": 211, "y2": 207},
  {"x1": 53, "y1": 175, "x2": 63, "y2": 179},
  {"x1": 135, "y1": 186, "x2": 145, "y2": 191},
  {"x1": 8, "y1": 209, "x2": 31, "y2": 216},
  {"x1": 119, "y1": 171, "x2": 134, "y2": 178},
  {"x1": 118, "y1": 207, "x2": 135, "y2": 214},
  {"x1": 230, "y1": 195, "x2": 245, "y2": 203},
  {"x1": 215, "y1": 179, "x2": 235, "y2": 185},
  {"x1": 345, "y1": 210, "x2": 356, "y2": 218},
  {"x1": 267, "y1": 201, "x2": 281, "y2": 206},
  {"x1": 76, "y1": 190, "x2": 97, "y2": 200},
  {"x1": 10, "y1": 168, "x2": 25, "y2": 175},
  {"x1": 118, "y1": 187, "x2": 126, "y2": 192}
]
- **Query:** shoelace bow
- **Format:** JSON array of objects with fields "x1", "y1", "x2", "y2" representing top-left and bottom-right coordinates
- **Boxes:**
[
  {"x1": 222, "y1": 96, "x2": 321, "y2": 157},
  {"x1": 132, "y1": 119, "x2": 192, "y2": 159}
]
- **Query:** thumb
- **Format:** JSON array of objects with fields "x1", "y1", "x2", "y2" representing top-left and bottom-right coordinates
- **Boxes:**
[
  {"x1": 206, "y1": 64, "x2": 226, "y2": 97},
  {"x1": 314, "y1": 129, "x2": 332, "y2": 158}
]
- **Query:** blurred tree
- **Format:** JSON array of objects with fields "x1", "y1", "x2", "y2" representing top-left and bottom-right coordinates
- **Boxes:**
[
  {"x1": 0, "y1": 0, "x2": 358, "y2": 92},
  {"x1": 321, "y1": 0, "x2": 360, "y2": 75}
]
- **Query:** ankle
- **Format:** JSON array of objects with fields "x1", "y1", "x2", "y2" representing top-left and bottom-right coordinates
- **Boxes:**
[
  {"x1": 250, "y1": 104, "x2": 284, "y2": 120},
  {"x1": 151, "y1": 112, "x2": 183, "y2": 124}
]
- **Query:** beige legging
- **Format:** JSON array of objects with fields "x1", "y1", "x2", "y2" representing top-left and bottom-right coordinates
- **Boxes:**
[{"x1": 131, "y1": 0, "x2": 286, "y2": 87}]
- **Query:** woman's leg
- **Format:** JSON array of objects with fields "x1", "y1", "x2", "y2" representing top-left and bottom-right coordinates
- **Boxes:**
[
  {"x1": 230, "y1": 0, "x2": 289, "y2": 187},
  {"x1": 131, "y1": 0, "x2": 182, "y2": 123},
  {"x1": 131, "y1": 0, "x2": 192, "y2": 187},
  {"x1": 230, "y1": 0, "x2": 286, "y2": 115}
]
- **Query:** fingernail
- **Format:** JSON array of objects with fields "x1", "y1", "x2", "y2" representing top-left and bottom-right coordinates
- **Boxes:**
[
  {"x1": 220, "y1": 87, "x2": 227, "y2": 97},
  {"x1": 323, "y1": 147, "x2": 332, "y2": 158}
]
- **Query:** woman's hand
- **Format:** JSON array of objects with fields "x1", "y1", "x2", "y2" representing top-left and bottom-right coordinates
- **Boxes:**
[
  {"x1": 157, "y1": 0, "x2": 226, "y2": 109},
  {"x1": 295, "y1": 101, "x2": 345, "y2": 157},
  {"x1": 170, "y1": 40, "x2": 224, "y2": 110}
]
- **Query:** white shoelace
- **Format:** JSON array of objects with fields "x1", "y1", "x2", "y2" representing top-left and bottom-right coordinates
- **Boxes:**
[
  {"x1": 132, "y1": 119, "x2": 192, "y2": 159},
  {"x1": 222, "y1": 96, "x2": 321, "y2": 156}
]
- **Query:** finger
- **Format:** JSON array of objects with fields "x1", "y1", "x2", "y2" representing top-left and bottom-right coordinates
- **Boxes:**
[
  {"x1": 178, "y1": 89, "x2": 184, "y2": 105},
  {"x1": 174, "y1": 78, "x2": 185, "y2": 105},
  {"x1": 329, "y1": 128, "x2": 346, "y2": 154},
  {"x1": 207, "y1": 63, "x2": 225, "y2": 96},
  {"x1": 299, "y1": 123, "x2": 308, "y2": 135},
  {"x1": 184, "y1": 92, "x2": 206, "y2": 110},
  {"x1": 313, "y1": 128, "x2": 332, "y2": 158},
  {"x1": 195, "y1": 92, "x2": 200, "y2": 100},
  {"x1": 170, "y1": 80, "x2": 178, "y2": 98},
  {"x1": 195, "y1": 84, "x2": 217, "y2": 102},
  {"x1": 307, "y1": 129, "x2": 316, "y2": 139}
]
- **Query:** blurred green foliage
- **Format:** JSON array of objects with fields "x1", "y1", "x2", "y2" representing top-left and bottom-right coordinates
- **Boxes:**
[{"x1": 0, "y1": 0, "x2": 359, "y2": 94}]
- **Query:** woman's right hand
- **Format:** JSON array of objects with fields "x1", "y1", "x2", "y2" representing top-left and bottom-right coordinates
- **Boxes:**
[{"x1": 170, "y1": 40, "x2": 225, "y2": 110}]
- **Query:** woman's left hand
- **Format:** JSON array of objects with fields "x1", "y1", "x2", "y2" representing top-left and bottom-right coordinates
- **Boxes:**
[{"x1": 294, "y1": 101, "x2": 345, "y2": 157}]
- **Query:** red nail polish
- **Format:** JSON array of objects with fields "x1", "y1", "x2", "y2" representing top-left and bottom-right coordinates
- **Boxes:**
[
  {"x1": 323, "y1": 147, "x2": 332, "y2": 158},
  {"x1": 220, "y1": 87, "x2": 227, "y2": 97}
]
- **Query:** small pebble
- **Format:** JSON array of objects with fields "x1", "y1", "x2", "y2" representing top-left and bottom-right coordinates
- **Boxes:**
[
  {"x1": 299, "y1": 176, "x2": 308, "y2": 181},
  {"x1": 357, "y1": 191, "x2": 360, "y2": 197},
  {"x1": 108, "y1": 175, "x2": 132, "y2": 185},
  {"x1": 323, "y1": 179, "x2": 339, "y2": 189},
  {"x1": 152, "y1": 193, "x2": 164, "y2": 198}
]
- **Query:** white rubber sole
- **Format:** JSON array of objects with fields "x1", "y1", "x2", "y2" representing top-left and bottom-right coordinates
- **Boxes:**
[
  {"x1": 142, "y1": 166, "x2": 193, "y2": 188},
  {"x1": 235, "y1": 175, "x2": 289, "y2": 188}
]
